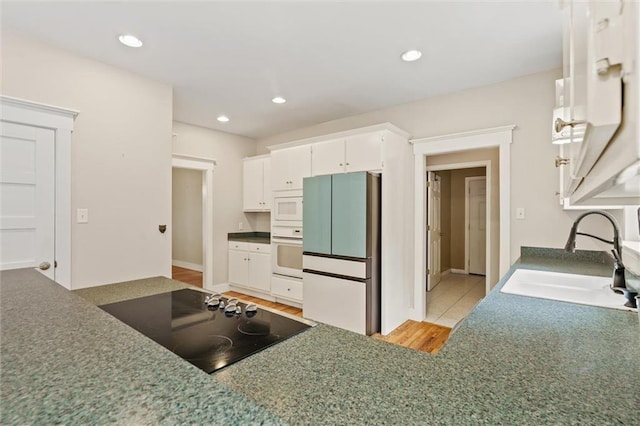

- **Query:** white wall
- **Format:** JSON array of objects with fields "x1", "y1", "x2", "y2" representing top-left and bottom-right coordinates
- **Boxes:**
[
  {"x1": 1, "y1": 31, "x2": 173, "y2": 288},
  {"x1": 256, "y1": 68, "x2": 621, "y2": 266},
  {"x1": 171, "y1": 121, "x2": 258, "y2": 286},
  {"x1": 172, "y1": 168, "x2": 203, "y2": 267}
]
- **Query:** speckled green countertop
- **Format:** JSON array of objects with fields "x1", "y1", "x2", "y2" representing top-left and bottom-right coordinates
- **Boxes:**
[
  {"x1": 228, "y1": 231, "x2": 270, "y2": 245},
  {"x1": 2, "y1": 248, "x2": 639, "y2": 425},
  {"x1": 0, "y1": 270, "x2": 282, "y2": 425}
]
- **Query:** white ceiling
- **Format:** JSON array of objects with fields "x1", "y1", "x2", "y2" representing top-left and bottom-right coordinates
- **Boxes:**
[{"x1": 2, "y1": 1, "x2": 563, "y2": 139}]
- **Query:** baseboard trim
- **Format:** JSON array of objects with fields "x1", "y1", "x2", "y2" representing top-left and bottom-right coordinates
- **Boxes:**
[
  {"x1": 172, "y1": 260, "x2": 203, "y2": 272},
  {"x1": 228, "y1": 284, "x2": 275, "y2": 302},
  {"x1": 211, "y1": 283, "x2": 230, "y2": 293},
  {"x1": 450, "y1": 269, "x2": 467, "y2": 275},
  {"x1": 441, "y1": 269, "x2": 451, "y2": 277}
]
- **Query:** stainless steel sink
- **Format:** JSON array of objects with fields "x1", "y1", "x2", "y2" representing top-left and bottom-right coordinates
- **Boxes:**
[{"x1": 500, "y1": 269, "x2": 633, "y2": 311}]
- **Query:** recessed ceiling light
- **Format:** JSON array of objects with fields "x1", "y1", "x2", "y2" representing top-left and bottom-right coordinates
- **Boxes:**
[
  {"x1": 217, "y1": 115, "x2": 230, "y2": 123},
  {"x1": 272, "y1": 96, "x2": 287, "y2": 104},
  {"x1": 118, "y1": 34, "x2": 143, "y2": 48},
  {"x1": 401, "y1": 49, "x2": 422, "y2": 62}
]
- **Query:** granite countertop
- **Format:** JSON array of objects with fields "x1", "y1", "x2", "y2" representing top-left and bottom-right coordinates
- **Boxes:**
[
  {"x1": 2, "y1": 248, "x2": 639, "y2": 424},
  {"x1": 227, "y1": 231, "x2": 270, "y2": 244}
]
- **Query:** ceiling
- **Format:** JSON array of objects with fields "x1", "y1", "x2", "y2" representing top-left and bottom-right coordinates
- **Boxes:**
[{"x1": 2, "y1": 1, "x2": 563, "y2": 139}]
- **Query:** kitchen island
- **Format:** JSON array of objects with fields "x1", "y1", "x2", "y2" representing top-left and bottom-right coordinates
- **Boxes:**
[{"x1": 1, "y1": 249, "x2": 638, "y2": 425}]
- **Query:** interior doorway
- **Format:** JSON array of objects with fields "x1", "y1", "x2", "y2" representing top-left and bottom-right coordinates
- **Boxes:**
[
  {"x1": 466, "y1": 176, "x2": 487, "y2": 276},
  {"x1": 171, "y1": 154, "x2": 215, "y2": 289},
  {"x1": 425, "y1": 164, "x2": 488, "y2": 327},
  {"x1": 172, "y1": 167, "x2": 204, "y2": 287}
]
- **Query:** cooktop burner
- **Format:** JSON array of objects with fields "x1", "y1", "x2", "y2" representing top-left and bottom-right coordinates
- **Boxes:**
[{"x1": 99, "y1": 289, "x2": 311, "y2": 373}]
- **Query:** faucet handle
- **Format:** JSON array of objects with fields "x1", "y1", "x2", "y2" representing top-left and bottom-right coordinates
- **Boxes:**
[{"x1": 611, "y1": 249, "x2": 624, "y2": 267}]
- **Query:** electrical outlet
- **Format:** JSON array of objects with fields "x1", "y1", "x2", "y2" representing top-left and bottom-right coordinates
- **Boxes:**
[
  {"x1": 516, "y1": 207, "x2": 525, "y2": 220},
  {"x1": 238, "y1": 222, "x2": 244, "y2": 230},
  {"x1": 77, "y1": 208, "x2": 89, "y2": 224}
]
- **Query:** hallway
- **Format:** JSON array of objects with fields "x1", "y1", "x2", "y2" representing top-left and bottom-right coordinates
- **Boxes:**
[{"x1": 425, "y1": 273, "x2": 485, "y2": 328}]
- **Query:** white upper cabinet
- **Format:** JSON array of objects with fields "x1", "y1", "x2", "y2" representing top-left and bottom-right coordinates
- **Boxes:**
[
  {"x1": 345, "y1": 132, "x2": 383, "y2": 173},
  {"x1": 271, "y1": 145, "x2": 311, "y2": 191},
  {"x1": 243, "y1": 155, "x2": 271, "y2": 211},
  {"x1": 310, "y1": 138, "x2": 344, "y2": 176},
  {"x1": 311, "y1": 132, "x2": 382, "y2": 176},
  {"x1": 555, "y1": 0, "x2": 640, "y2": 206}
]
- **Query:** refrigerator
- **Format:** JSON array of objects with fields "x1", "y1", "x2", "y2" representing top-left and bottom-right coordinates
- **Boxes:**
[{"x1": 302, "y1": 171, "x2": 380, "y2": 335}]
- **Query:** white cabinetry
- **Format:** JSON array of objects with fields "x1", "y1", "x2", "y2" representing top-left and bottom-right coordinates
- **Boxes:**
[
  {"x1": 243, "y1": 155, "x2": 271, "y2": 211},
  {"x1": 271, "y1": 145, "x2": 311, "y2": 191},
  {"x1": 311, "y1": 133, "x2": 382, "y2": 176},
  {"x1": 555, "y1": 0, "x2": 640, "y2": 205},
  {"x1": 228, "y1": 242, "x2": 271, "y2": 293},
  {"x1": 271, "y1": 275, "x2": 303, "y2": 303}
]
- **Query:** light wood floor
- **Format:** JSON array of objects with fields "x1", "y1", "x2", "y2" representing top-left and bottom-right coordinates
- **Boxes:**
[
  {"x1": 172, "y1": 266, "x2": 451, "y2": 354},
  {"x1": 172, "y1": 265, "x2": 203, "y2": 288}
]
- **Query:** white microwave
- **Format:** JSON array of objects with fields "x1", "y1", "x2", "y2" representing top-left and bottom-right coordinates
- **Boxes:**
[{"x1": 273, "y1": 196, "x2": 303, "y2": 222}]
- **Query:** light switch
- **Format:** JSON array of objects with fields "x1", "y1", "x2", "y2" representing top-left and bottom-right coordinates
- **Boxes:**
[
  {"x1": 77, "y1": 208, "x2": 89, "y2": 224},
  {"x1": 238, "y1": 222, "x2": 244, "y2": 230},
  {"x1": 516, "y1": 207, "x2": 525, "y2": 220}
]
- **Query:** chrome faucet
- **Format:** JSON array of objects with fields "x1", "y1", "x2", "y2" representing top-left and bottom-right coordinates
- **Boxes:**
[{"x1": 564, "y1": 210, "x2": 637, "y2": 308}]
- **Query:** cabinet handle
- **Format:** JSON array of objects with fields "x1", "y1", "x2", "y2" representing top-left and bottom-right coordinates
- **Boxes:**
[
  {"x1": 346, "y1": 162, "x2": 350, "y2": 166},
  {"x1": 339, "y1": 163, "x2": 343, "y2": 166}
]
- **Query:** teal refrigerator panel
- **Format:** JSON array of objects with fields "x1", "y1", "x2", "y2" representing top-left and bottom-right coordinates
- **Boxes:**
[
  {"x1": 303, "y1": 175, "x2": 332, "y2": 254},
  {"x1": 331, "y1": 172, "x2": 367, "y2": 258}
]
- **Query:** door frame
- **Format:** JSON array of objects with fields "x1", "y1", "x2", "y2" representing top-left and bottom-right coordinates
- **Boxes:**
[
  {"x1": 465, "y1": 176, "x2": 488, "y2": 277},
  {"x1": 0, "y1": 95, "x2": 78, "y2": 289},
  {"x1": 413, "y1": 125, "x2": 513, "y2": 322},
  {"x1": 171, "y1": 154, "x2": 215, "y2": 289},
  {"x1": 425, "y1": 163, "x2": 490, "y2": 293}
]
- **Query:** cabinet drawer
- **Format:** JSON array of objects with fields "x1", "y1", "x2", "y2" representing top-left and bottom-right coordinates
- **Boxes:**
[
  {"x1": 248, "y1": 243, "x2": 271, "y2": 254},
  {"x1": 228, "y1": 241, "x2": 249, "y2": 251},
  {"x1": 271, "y1": 275, "x2": 303, "y2": 301}
]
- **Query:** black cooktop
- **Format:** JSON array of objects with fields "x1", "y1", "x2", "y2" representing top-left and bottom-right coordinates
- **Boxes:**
[{"x1": 99, "y1": 289, "x2": 311, "y2": 373}]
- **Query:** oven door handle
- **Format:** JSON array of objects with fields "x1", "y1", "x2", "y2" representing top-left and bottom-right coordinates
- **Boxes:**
[{"x1": 272, "y1": 237, "x2": 303, "y2": 245}]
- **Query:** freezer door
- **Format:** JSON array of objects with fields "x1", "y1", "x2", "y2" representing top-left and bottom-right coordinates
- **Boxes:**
[{"x1": 303, "y1": 271, "x2": 367, "y2": 335}]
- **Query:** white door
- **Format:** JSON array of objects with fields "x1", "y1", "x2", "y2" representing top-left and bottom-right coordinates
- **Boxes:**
[
  {"x1": 467, "y1": 177, "x2": 486, "y2": 275},
  {"x1": 228, "y1": 249, "x2": 249, "y2": 286},
  {"x1": 0, "y1": 121, "x2": 55, "y2": 279},
  {"x1": 426, "y1": 172, "x2": 442, "y2": 291}
]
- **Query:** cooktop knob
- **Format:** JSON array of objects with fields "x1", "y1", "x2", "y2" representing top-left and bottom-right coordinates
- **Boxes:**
[
  {"x1": 224, "y1": 303, "x2": 237, "y2": 314},
  {"x1": 245, "y1": 303, "x2": 258, "y2": 317},
  {"x1": 227, "y1": 297, "x2": 239, "y2": 306}
]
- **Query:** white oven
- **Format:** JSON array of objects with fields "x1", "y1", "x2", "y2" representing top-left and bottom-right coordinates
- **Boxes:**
[
  {"x1": 273, "y1": 196, "x2": 303, "y2": 222},
  {"x1": 271, "y1": 225, "x2": 303, "y2": 279}
]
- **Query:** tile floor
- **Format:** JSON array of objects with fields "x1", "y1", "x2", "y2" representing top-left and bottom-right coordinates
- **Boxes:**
[{"x1": 425, "y1": 273, "x2": 486, "y2": 328}]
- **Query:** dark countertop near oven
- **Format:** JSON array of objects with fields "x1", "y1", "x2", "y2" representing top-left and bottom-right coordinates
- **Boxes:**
[
  {"x1": 2, "y1": 247, "x2": 639, "y2": 424},
  {"x1": 227, "y1": 231, "x2": 270, "y2": 244}
]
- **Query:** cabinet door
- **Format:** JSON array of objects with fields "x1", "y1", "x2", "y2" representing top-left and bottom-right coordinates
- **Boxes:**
[
  {"x1": 228, "y1": 250, "x2": 248, "y2": 286},
  {"x1": 331, "y1": 172, "x2": 367, "y2": 258},
  {"x1": 311, "y1": 138, "x2": 344, "y2": 176},
  {"x1": 345, "y1": 133, "x2": 382, "y2": 173},
  {"x1": 248, "y1": 252, "x2": 271, "y2": 292},
  {"x1": 303, "y1": 175, "x2": 332, "y2": 254},
  {"x1": 287, "y1": 145, "x2": 312, "y2": 189},
  {"x1": 262, "y1": 157, "x2": 272, "y2": 209},
  {"x1": 243, "y1": 158, "x2": 264, "y2": 211},
  {"x1": 270, "y1": 150, "x2": 289, "y2": 191}
]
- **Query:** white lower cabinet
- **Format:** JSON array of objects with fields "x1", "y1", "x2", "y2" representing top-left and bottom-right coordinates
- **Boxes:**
[
  {"x1": 271, "y1": 275, "x2": 303, "y2": 302},
  {"x1": 227, "y1": 242, "x2": 271, "y2": 293}
]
